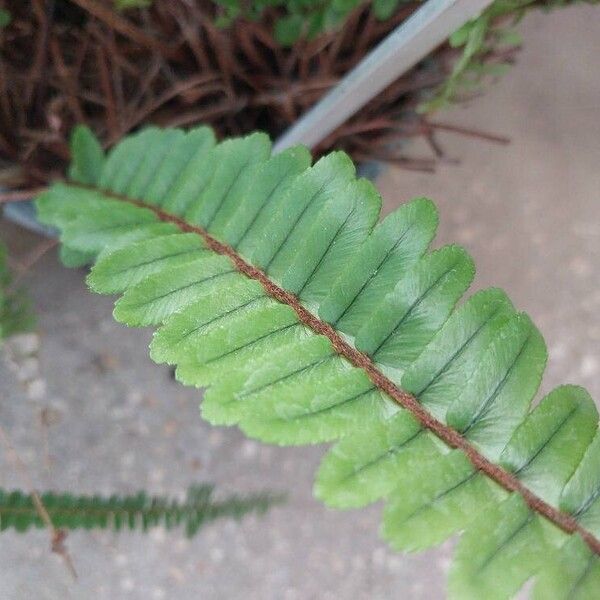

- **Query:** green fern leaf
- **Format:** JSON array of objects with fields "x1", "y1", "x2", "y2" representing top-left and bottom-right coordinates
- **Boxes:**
[
  {"x1": 560, "y1": 430, "x2": 600, "y2": 536},
  {"x1": 534, "y1": 534, "x2": 600, "y2": 600},
  {"x1": 318, "y1": 197, "x2": 438, "y2": 334},
  {"x1": 500, "y1": 386, "x2": 597, "y2": 506},
  {"x1": 381, "y1": 449, "x2": 501, "y2": 552},
  {"x1": 35, "y1": 124, "x2": 600, "y2": 598},
  {"x1": 0, "y1": 486, "x2": 283, "y2": 537},
  {"x1": 68, "y1": 125, "x2": 105, "y2": 186},
  {"x1": 449, "y1": 493, "x2": 549, "y2": 600}
]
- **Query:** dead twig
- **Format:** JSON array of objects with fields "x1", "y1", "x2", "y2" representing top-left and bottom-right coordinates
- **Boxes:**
[
  {"x1": 428, "y1": 120, "x2": 511, "y2": 144},
  {"x1": 0, "y1": 425, "x2": 77, "y2": 580},
  {"x1": 0, "y1": 188, "x2": 48, "y2": 203},
  {"x1": 96, "y1": 45, "x2": 119, "y2": 139},
  {"x1": 8, "y1": 237, "x2": 58, "y2": 294},
  {"x1": 69, "y1": 0, "x2": 180, "y2": 60},
  {"x1": 49, "y1": 38, "x2": 86, "y2": 124}
]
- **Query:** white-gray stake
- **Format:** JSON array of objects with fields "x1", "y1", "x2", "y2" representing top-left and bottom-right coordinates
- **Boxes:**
[{"x1": 273, "y1": 0, "x2": 495, "y2": 153}]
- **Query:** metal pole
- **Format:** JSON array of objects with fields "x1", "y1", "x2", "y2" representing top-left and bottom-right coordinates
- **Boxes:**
[{"x1": 273, "y1": 0, "x2": 495, "y2": 153}]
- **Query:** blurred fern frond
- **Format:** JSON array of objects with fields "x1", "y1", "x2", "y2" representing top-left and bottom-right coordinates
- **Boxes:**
[
  {"x1": 0, "y1": 486, "x2": 284, "y2": 538},
  {"x1": 420, "y1": 0, "x2": 600, "y2": 112}
]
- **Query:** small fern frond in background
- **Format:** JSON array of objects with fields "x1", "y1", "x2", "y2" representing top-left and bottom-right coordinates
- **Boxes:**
[
  {"x1": 35, "y1": 125, "x2": 600, "y2": 599},
  {"x1": 0, "y1": 242, "x2": 35, "y2": 343},
  {"x1": 420, "y1": 0, "x2": 600, "y2": 112},
  {"x1": 0, "y1": 486, "x2": 284, "y2": 538}
]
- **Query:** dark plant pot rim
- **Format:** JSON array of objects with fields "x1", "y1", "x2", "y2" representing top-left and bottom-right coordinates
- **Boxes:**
[{"x1": 3, "y1": 199, "x2": 56, "y2": 238}]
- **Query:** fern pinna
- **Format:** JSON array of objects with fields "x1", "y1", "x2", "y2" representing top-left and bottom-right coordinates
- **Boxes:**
[{"x1": 35, "y1": 125, "x2": 600, "y2": 599}]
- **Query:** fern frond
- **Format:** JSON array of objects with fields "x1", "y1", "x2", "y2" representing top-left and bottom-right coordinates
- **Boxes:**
[
  {"x1": 35, "y1": 125, "x2": 600, "y2": 599},
  {"x1": 0, "y1": 242, "x2": 35, "y2": 342},
  {"x1": 0, "y1": 486, "x2": 283, "y2": 538}
]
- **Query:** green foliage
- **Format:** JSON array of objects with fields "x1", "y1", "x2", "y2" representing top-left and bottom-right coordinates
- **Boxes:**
[
  {"x1": 0, "y1": 8, "x2": 11, "y2": 28},
  {"x1": 212, "y1": 0, "x2": 368, "y2": 44},
  {"x1": 68, "y1": 125, "x2": 106, "y2": 186},
  {"x1": 420, "y1": 0, "x2": 599, "y2": 112},
  {"x1": 0, "y1": 243, "x2": 35, "y2": 342},
  {"x1": 419, "y1": 0, "x2": 525, "y2": 112},
  {"x1": 113, "y1": 0, "x2": 153, "y2": 10},
  {"x1": 109, "y1": 0, "x2": 597, "y2": 106},
  {"x1": 35, "y1": 125, "x2": 600, "y2": 598},
  {"x1": 210, "y1": 0, "x2": 593, "y2": 49},
  {"x1": 274, "y1": 14, "x2": 305, "y2": 46},
  {"x1": 0, "y1": 485, "x2": 283, "y2": 537}
]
